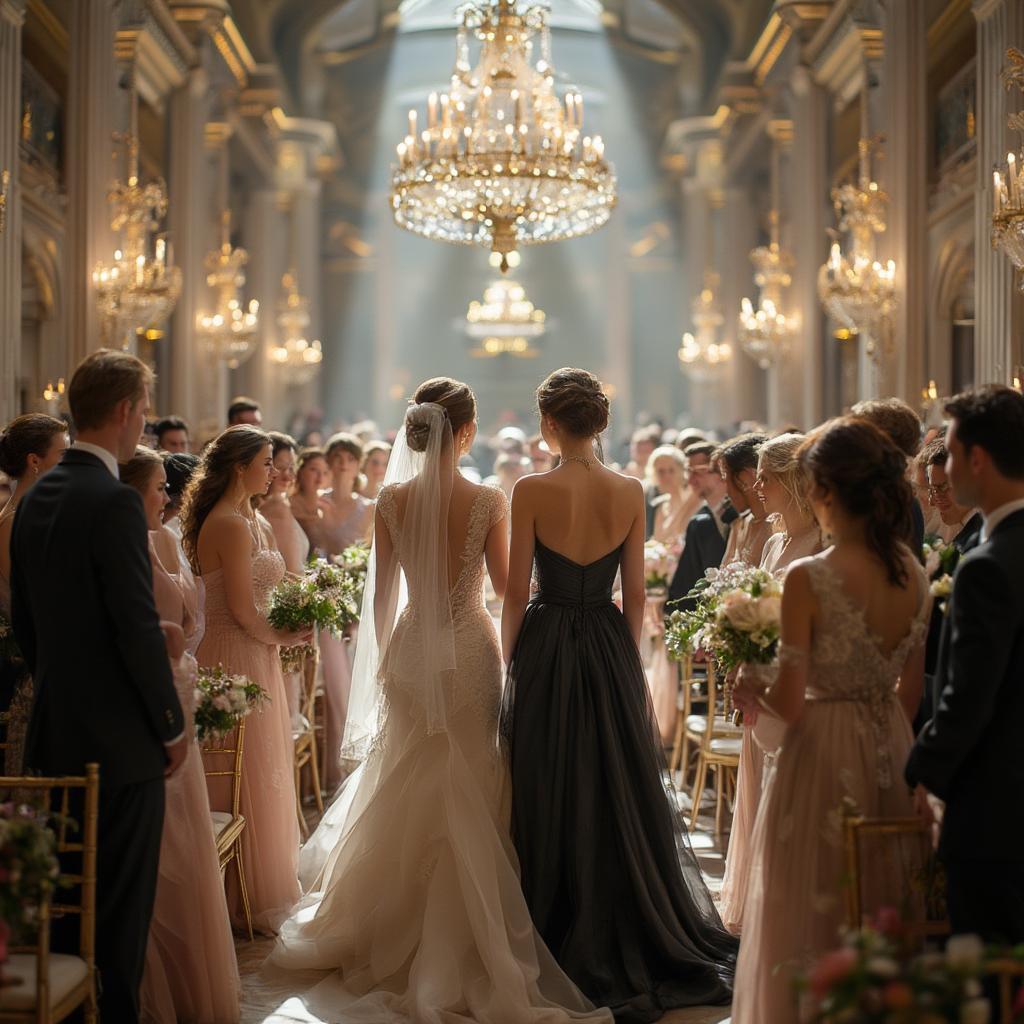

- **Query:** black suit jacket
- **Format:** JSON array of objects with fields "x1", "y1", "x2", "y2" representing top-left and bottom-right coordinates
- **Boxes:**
[
  {"x1": 667, "y1": 503, "x2": 728, "y2": 610},
  {"x1": 906, "y1": 508, "x2": 1024, "y2": 861},
  {"x1": 10, "y1": 449, "x2": 184, "y2": 787}
]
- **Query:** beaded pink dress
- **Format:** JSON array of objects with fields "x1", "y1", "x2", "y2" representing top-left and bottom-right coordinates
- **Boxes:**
[
  {"x1": 140, "y1": 534, "x2": 240, "y2": 1023},
  {"x1": 198, "y1": 515, "x2": 300, "y2": 934}
]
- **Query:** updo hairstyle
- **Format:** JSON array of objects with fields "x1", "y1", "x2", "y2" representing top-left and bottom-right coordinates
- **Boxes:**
[
  {"x1": 758, "y1": 432, "x2": 812, "y2": 519},
  {"x1": 799, "y1": 417, "x2": 914, "y2": 586},
  {"x1": 405, "y1": 377, "x2": 477, "y2": 453},
  {"x1": 0, "y1": 414, "x2": 66, "y2": 478},
  {"x1": 536, "y1": 367, "x2": 610, "y2": 439}
]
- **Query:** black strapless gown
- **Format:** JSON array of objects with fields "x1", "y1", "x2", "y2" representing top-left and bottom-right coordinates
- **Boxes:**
[{"x1": 500, "y1": 539, "x2": 738, "y2": 1023}]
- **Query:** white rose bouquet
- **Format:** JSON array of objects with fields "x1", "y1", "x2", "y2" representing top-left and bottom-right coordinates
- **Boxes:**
[
  {"x1": 193, "y1": 665, "x2": 268, "y2": 742},
  {"x1": 643, "y1": 540, "x2": 676, "y2": 595}
]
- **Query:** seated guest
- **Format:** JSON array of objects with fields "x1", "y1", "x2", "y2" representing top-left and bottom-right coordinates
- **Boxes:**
[
  {"x1": 913, "y1": 441, "x2": 945, "y2": 540},
  {"x1": 358, "y1": 439, "x2": 392, "y2": 500},
  {"x1": 907, "y1": 386, "x2": 1024, "y2": 946},
  {"x1": 154, "y1": 415, "x2": 191, "y2": 454},
  {"x1": 121, "y1": 446, "x2": 240, "y2": 1024}
]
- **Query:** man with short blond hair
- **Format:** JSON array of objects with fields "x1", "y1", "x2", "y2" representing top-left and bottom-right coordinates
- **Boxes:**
[{"x1": 10, "y1": 347, "x2": 185, "y2": 1022}]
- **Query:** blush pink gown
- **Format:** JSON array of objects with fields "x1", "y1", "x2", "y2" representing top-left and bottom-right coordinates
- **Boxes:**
[
  {"x1": 140, "y1": 534, "x2": 240, "y2": 1024},
  {"x1": 198, "y1": 516, "x2": 301, "y2": 934}
]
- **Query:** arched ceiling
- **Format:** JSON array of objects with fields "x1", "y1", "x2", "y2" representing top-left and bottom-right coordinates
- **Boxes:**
[{"x1": 229, "y1": 0, "x2": 765, "y2": 117}]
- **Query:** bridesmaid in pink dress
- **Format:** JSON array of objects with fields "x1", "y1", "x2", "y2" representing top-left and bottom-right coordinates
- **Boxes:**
[
  {"x1": 180, "y1": 427, "x2": 312, "y2": 935},
  {"x1": 120, "y1": 446, "x2": 240, "y2": 1023},
  {"x1": 317, "y1": 433, "x2": 373, "y2": 790},
  {"x1": 260, "y1": 433, "x2": 311, "y2": 722},
  {"x1": 719, "y1": 434, "x2": 822, "y2": 936}
]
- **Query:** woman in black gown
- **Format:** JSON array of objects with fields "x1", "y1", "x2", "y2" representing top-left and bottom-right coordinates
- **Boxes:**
[{"x1": 500, "y1": 368, "x2": 737, "y2": 1023}]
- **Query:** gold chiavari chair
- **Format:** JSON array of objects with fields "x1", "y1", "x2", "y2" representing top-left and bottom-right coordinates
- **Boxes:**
[
  {"x1": 203, "y1": 722, "x2": 253, "y2": 941},
  {"x1": 294, "y1": 647, "x2": 324, "y2": 837},
  {"x1": 986, "y1": 958, "x2": 1024, "y2": 1024},
  {"x1": 686, "y1": 661, "x2": 742, "y2": 835},
  {"x1": 668, "y1": 654, "x2": 711, "y2": 790},
  {"x1": 0, "y1": 764, "x2": 98, "y2": 1024},
  {"x1": 843, "y1": 814, "x2": 950, "y2": 942}
]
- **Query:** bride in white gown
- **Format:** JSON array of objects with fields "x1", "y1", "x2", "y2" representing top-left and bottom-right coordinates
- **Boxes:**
[{"x1": 269, "y1": 379, "x2": 610, "y2": 1024}]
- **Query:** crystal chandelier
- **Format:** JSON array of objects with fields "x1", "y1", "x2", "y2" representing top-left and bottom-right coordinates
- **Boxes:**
[
  {"x1": 739, "y1": 134, "x2": 797, "y2": 369},
  {"x1": 269, "y1": 270, "x2": 323, "y2": 385},
  {"x1": 466, "y1": 279, "x2": 546, "y2": 356},
  {"x1": 390, "y1": 0, "x2": 617, "y2": 272},
  {"x1": 817, "y1": 134, "x2": 896, "y2": 354},
  {"x1": 679, "y1": 272, "x2": 731, "y2": 383},
  {"x1": 92, "y1": 89, "x2": 181, "y2": 347},
  {"x1": 196, "y1": 140, "x2": 260, "y2": 370},
  {"x1": 992, "y1": 48, "x2": 1024, "y2": 285}
]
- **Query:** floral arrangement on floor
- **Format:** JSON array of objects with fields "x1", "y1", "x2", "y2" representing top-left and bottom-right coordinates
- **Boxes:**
[
  {"x1": 269, "y1": 558, "x2": 362, "y2": 671},
  {"x1": 0, "y1": 613, "x2": 22, "y2": 663},
  {"x1": 0, "y1": 802, "x2": 62, "y2": 950},
  {"x1": 643, "y1": 540, "x2": 675, "y2": 596},
  {"x1": 194, "y1": 665, "x2": 268, "y2": 742},
  {"x1": 664, "y1": 561, "x2": 783, "y2": 672},
  {"x1": 331, "y1": 542, "x2": 371, "y2": 614}
]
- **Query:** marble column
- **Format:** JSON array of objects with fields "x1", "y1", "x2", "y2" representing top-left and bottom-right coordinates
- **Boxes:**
[
  {"x1": 974, "y1": 0, "x2": 1024, "y2": 385},
  {"x1": 0, "y1": 0, "x2": 26, "y2": 423},
  {"x1": 166, "y1": 66, "x2": 211, "y2": 427},
  {"x1": 66, "y1": 0, "x2": 119, "y2": 369},
  {"x1": 881, "y1": 0, "x2": 928, "y2": 403},
  {"x1": 784, "y1": 65, "x2": 828, "y2": 428}
]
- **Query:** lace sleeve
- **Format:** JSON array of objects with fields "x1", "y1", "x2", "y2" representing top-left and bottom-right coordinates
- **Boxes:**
[
  {"x1": 488, "y1": 486, "x2": 509, "y2": 529},
  {"x1": 377, "y1": 485, "x2": 399, "y2": 540}
]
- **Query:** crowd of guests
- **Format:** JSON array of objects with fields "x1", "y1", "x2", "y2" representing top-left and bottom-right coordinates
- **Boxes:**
[{"x1": 1, "y1": 347, "x2": 1022, "y2": 1023}]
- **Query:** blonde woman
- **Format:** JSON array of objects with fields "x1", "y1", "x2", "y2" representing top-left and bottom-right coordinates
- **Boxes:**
[
  {"x1": 719, "y1": 432, "x2": 823, "y2": 935},
  {"x1": 646, "y1": 445, "x2": 700, "y2": 549}
]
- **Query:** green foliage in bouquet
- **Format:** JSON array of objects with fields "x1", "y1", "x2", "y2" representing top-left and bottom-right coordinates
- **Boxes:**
[
  {"x1": 332, "y1": 543, "x2": 370, "y2": 612},
  {"x1": 269, "y1": 558, "x2": 362, "y2": 671},
  {"x1": 664, "y1": 562, "x2": 782, "y2": 672},
  {"x1": 194, "y1": 664, "x2": 268, "y2": 742},
  {"x1": 0, "y1": 802, "x2": 65, "y2": 943}
]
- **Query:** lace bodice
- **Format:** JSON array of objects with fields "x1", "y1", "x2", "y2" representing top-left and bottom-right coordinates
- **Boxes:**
[
  {"x1": 376, "y1": 483, "x2": 507, "y2": 621},
  {"x1": 800, "y1": 557, "x2": 929, "y2": 788}
]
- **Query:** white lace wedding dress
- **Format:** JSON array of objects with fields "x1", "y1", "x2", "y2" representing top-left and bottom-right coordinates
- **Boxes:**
[{"x1": 270, "y1": 406, "x2": 609, "y2": 1024}]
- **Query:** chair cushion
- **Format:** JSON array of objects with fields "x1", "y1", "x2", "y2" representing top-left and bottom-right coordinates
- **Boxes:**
[
  {"x1": 709, "y1": 737, "x2": 743, "y2": 756},
  {"x1": 0, "y1": 953, "x2": 89, "y2": 1010},
  {"x1": 686, "y1": 714, "x2": 742, "y2": 737},
  {"x1": 210, "y1": 810, "x2": 233, "y2": 838}
]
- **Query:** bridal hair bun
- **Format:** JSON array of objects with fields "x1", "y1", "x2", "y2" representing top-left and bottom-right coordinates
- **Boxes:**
[
  {"x1": 0, "y1": 413, "x2": 66, "y2": 478},
  {"x1": 799, "y1": 417, "x2": 914, "y2": 587},
  {"x1": 536, "y1": 368, "x2": 610, "y2": 439},
  {"x1": 406, "y1": 378, "x2": 477, "y2": 452}
]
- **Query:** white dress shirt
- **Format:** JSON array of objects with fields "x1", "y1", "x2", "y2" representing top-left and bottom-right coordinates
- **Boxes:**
[
  {"x1": 981, "y1": 497, "x2": 1024, "y2": 542},
  {"x1": 73, "y1": 441, "x2": 119, "y2": 479}
]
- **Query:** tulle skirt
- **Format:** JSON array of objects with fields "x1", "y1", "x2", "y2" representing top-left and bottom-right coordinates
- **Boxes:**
[
  {"x1": 199, "y1": 630, "x2": 300, "y2": 935},
  {"x1": 731, "y1": 698, "x2": 919, "y2": 1024},
  {"x1": 270, "y1": 662, "x2": 611, "y2": 1023}
]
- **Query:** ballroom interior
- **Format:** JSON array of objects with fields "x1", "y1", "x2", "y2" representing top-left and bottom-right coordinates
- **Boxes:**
[{"x1": 0, "y1": 0, "x2": 1021, "y2": 437}]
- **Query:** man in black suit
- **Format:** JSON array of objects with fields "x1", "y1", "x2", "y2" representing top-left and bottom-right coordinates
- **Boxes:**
[
  {"x1": 10, "y1": 349, "x2": 186, "y2": 1021},
  {"x1": 906, "y1": 385, "x2": 1024, "y2": 945},
  {"x1": 668, "y1": 442, "x2": 731, "y2": 609}
]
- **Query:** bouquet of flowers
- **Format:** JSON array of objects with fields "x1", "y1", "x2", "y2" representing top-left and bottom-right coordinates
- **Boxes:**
[
  {"x1": 331, "y1": 542, "x2": 371, "y2": 614},
  {"x1": 665, "y1": 561, "x2": 783, "y2": 673},
  {"x1": 193, "y1": 665, "x2": 268, "y2": 742},
  {"x1": 268, "y1": 558, "x2": 361, "y2": 671},
  {"x1": 923, "y1": 537, "x2": 958, "y2": 580},
  {"x1": 930, "y1": 574, "x2": 953, "y2": 615},
  {"x1": 0, "y1": 802, "x2": 63, "y2": 947},
  {"x1": 643, "y1": 540, "x2": 675, "y2": 595},
  {"x1": 800, "y1": 914, "x2": 994, "y2": 1023},
  {"x1": 0, "y1": 612, "x2": 22, "y2": 663}
]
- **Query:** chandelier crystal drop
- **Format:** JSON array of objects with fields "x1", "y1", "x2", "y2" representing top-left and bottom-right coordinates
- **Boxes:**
[
  {"x1": 817, "y1": 136, "x2": 897, "y2": 353},
  {"x1": 738, "y1": 137, "x2": 797, "y2": 369},
  {"x1": 679, "y1": 273, "x2": 731, "y2": 382},
  {"x1": 390, "y1": 0, "x2": 617, "y2": 271},
  {"x1": 466, "y1": 278, "x2": 546, "y2": 356},
  {"x1": 92, "y1": 91, "x2": 181, "y2": 347},
  {"x1": 269, "y1": 271, "x2": 323, "y2": 385},
  {"x1": 196, "y1": 210, "x2": 260, "y2": 369},
  {"x1": 992, "y1": 48, "x2": 1024, "y2": 286}
]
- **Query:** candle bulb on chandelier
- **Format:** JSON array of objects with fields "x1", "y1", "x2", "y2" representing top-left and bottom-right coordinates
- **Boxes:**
[
  {"x1": 155, "y1": 237, "x2": 166, "y2": 267},
  {"x1": 428, "y1": 92, "x2": 438, "y2": 129},
  {"x1": 995, "y1": 170, "x2": 1003, "y2": 217},
  {"x1": 1009, "y1": 153, "x2": 1019, "y2": 206}
]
